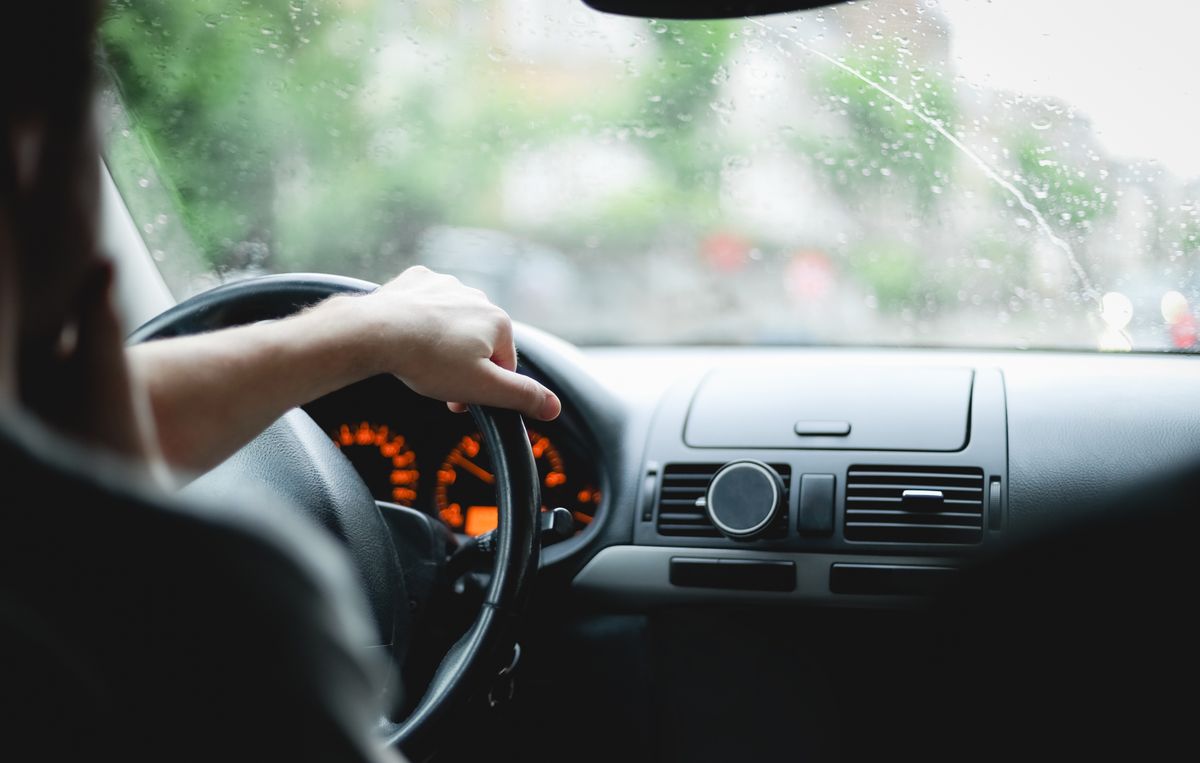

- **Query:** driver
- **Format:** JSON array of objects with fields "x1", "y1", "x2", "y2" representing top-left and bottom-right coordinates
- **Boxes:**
[{"x1": 0, "y1": 2, "x2": 557, "y2": 760}]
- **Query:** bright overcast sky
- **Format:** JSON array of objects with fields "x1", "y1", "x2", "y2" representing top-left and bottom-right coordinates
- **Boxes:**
[{"x1": 940, "y1": 0, "x2": 1200, "y2": 181}]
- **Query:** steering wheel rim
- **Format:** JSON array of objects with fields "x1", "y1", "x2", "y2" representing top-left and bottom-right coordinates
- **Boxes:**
[{"x1": 129, "y1": 273, "x2": 542, "y2": 756}]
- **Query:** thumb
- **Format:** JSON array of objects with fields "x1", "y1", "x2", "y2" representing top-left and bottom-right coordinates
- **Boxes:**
[{"x1": 472, "y1": 360, "x2": 561, "y2": 421}]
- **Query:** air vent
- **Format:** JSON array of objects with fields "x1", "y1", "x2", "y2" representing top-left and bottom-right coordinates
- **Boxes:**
[
  {"x1": 844, "y1": 465, "x2": 984, "y2": 544},
  {"x1": 657, "y1": 463, "x2": 791, "y2": 538}
]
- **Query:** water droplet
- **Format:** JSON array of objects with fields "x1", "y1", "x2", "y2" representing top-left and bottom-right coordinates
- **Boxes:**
[
  {"x1": 1031, "y1": 118, "x2": 1052, "y2": 130},
  {"x1": 137, "y1": 178, "x2": 150, "y2": 188},
  {"x1": 709, "y1": 99, "x2": 734, "y2": 115}
]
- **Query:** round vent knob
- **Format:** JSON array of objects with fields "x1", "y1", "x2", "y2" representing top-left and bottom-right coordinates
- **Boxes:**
[{"x1": 705, "y1": 460, "x2": 783, "y2": 539}]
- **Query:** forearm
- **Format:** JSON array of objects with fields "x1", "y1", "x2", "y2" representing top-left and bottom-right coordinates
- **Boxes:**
[
  {"x1": 128, "y1": 296, "x2": 381, "y2": 474},
  {"x1": 128, "y1": 266, "x2": 558, "y2": 477}
]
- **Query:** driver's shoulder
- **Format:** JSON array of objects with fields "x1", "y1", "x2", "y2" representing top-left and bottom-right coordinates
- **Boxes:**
[
  {"x1": 0, "y1": 412, "x2": 391, "y2": 758},
  {"x1": 0, "y1": 411, "x2": 378, "y2": 650}
]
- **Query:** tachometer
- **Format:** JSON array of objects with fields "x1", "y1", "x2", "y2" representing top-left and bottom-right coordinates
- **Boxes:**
[
  {"x1": 435, "y1": 430, "x2": 599, "y2": 536},
  {"x1": 330, "y1": 422, "x2": 419, "y2": 506}
]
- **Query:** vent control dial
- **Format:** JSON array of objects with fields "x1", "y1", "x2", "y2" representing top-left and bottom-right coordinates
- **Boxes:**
[{"x1": 704, "y1": 460, "x2": 784, "y2": 539}]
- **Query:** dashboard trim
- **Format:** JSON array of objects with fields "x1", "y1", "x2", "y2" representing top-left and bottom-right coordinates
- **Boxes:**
[{"x1": 572, "y1": 545, "x2": 954, "y2": 608}]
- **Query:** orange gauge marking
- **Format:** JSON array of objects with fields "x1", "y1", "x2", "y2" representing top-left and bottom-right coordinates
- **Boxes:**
[
  {"x1": 330, "y1": 422, "x2": 419, "y2": 506},
  {"x1": 465, "y1": 505, "x2": 499, "y2": 536},
  {"x1": 436, "y1": 429, "x2": 574, "y2": 536},
  {"x1": 449, "y1": 451, "x2": 495, "y2": 485},
  {"x1": 573, "y1": 511, "x2": 594, "y2": 525}
]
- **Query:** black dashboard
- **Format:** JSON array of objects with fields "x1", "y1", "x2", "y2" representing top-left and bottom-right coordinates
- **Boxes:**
[
  {"x1": 304, "y1": 324, "x2": 1200, "y2": 608},
  {"x1": 505, "y1": 328, "x2": 1200, "y2": 608}
]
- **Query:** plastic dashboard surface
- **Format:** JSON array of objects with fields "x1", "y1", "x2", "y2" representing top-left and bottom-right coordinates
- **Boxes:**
[{"x1": 493, "y1": 331, "x2": 1200, "y2": 610}]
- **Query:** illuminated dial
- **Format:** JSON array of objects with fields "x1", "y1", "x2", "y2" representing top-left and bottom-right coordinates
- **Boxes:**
[
  {"x1": 330, "y1": 422, "x2": 419, "y2": 505},
  {"x1": 435, "y1": 430, "x2": 599, "y2": 536}
]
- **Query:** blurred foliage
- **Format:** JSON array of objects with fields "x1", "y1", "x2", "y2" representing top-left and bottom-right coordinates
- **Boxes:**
[
  {"x1": 98, "y1": 0, "x2": 1193, "y2": 349},
  {"x1": 102, "y1": 0, "x2": 376, "y2": 271},
  {"x1": 807, "y1": 47, "x2": 957, "y2": 212},
  {"x1": 845, "y1": 239, "x2": 924, "y2": 310},
  {"x1": 1014, "y1": 133, "x2": 1112, "y2": 226}
]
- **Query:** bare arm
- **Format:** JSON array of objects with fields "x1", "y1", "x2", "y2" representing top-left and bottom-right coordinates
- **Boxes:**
[{"x1": 129, "y1": 267, "x2": 560, "y2": 475}]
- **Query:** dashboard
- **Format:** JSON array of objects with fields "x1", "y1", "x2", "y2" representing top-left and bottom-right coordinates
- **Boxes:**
[
  {"x1": 297, "y1": 323, "x2": 1200, "y2": 609},
  {"x1": 302, "y1": 373, "x2": 603, "y2": 539},
  {"x1": 441, "y1": 328, "x2": 1200, "y2": 610}
]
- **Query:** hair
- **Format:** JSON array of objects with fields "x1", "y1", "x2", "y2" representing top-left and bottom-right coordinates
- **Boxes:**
[
  {"x1": 1, "y1": 2, "x2": 105, "y2": 417},
  {"x1": 1, "y1": 2, "x2": 104, "y2": 337}
]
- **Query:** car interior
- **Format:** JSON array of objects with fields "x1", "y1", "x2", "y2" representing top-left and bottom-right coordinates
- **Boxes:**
[{"x1": 19, "y1": 0, "x2": 1200, "y2": 760}]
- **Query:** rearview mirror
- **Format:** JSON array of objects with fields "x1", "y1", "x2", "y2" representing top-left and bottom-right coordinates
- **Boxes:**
[{"x1": 580, "y1": 0, "x2": 844, "y2": 20}]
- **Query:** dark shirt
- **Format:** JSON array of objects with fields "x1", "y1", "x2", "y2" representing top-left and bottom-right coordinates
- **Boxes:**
[{"x1": 0, "y1": 413, "x2": 401, "y2": 761}]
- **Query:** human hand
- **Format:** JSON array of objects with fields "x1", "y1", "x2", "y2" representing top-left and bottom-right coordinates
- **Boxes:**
[{"x1": 335, "y1": 266, "x2": 561, "y2": 421}]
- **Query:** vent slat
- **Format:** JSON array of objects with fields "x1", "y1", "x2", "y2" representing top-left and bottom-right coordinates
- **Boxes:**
[
  {"x1": 846, "y1": 509, "x2": 980, "y2": 519},
  {"x1": 846, "y1": 496, "x2": 982, "y2": 505},
  {"x1": 847, "y1": 467, "x2": 980, "y2": 476},
  {"x1": 657, "y1": 463, "x2": 791, "y2": 538},
  {"x1": 846, "y1": 521, "x2": 981, "y2": 531},
  {"x1": 845, "y1": 465, "x2": 984, "y2": 545},
  {"x1": 847, "y1": 483, "x2": 982, "y2": 493}
]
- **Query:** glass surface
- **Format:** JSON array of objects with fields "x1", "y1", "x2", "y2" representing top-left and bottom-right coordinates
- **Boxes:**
[{"x1": 101, "y1": 0, "x2": 1200, "y2": 350}]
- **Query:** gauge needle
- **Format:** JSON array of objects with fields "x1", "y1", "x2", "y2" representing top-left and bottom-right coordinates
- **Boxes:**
[{"x1": 450, "y1": 452, "x2": 494, "y2": 485}]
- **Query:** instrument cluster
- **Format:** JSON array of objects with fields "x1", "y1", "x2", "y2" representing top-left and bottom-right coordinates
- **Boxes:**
[{"x1": 304, "y1": 374, "x2": 601, "y2": 538}]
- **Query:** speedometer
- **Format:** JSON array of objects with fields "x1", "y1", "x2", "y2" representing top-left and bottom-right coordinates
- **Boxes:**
[
  {"x1": 330, "y1": 422, "x2": 420, "y2": 506},
  {"x1": 435, "y1": 430, "x2": 600, "y2": 536}
]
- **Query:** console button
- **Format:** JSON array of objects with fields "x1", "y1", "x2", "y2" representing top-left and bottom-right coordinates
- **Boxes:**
[{"x1": 797, "y1": 474, "x2": 835, "y2": 536}]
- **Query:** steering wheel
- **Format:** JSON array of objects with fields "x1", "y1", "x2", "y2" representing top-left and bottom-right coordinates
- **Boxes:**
[{"x1": 128, "y1": 273, "x2": 541, "y2": 757}]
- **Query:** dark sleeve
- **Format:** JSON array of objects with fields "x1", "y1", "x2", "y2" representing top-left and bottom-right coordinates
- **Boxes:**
[
  {"x1": 127, "y1": 497, "x2": 409, "y2": 763},
  {"x1": 0, "y1": 423, "x2": 409, "y2": 763}
]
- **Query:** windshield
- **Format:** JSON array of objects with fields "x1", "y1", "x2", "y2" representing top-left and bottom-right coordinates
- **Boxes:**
[{"x1": 101, "y1": 0, "x2": 1200, "y2": 350}]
